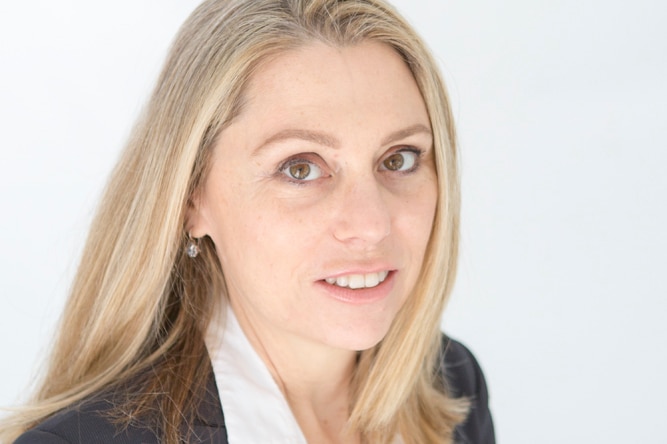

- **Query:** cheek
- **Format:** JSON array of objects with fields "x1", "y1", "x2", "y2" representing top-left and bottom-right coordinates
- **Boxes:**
[
  {"x1": 393, "y1": 183, "x2": 437, "y2": 286},
  {"x1": 210, "y1": 193, "x2": 316, "y2": 284},
  {"x1": 398, "y1": 180, "x2": 438, "y2": 239}
]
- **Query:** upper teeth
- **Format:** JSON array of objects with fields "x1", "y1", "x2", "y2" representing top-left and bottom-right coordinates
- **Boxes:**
[{"x1": 325, "y1": 271, "x2": 389, "y2": 289}]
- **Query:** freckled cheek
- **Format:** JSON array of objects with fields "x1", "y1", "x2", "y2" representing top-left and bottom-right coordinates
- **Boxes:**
[
  {"x1": 241, "y1": 203, "x2": 320, "y2": 256},
  {"x1": 205, "y1": 188, "x2": 256, "y2": 264},
  {"x1": 395, "y1": 186, "x2": 438, "y2": 247}
]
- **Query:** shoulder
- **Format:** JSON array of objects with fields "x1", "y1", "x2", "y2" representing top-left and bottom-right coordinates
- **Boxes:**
[
  {"x1": 14, "y1": 364, "x2": 227, "y2": 444},
  {"x1": 439, "y1": 336, "x2": 489, "y2": 399},
  {"x1": 13, "y1": 399, "x2": 160, "y2": 444},
  {"x1": 439, "y1": 336, "x2": 496, "y2": 444},
  {"x1": 15, "y1": 393, "x2": 227, "y2": 444}
]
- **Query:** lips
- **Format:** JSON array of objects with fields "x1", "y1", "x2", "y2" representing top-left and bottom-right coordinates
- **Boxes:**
[{"x1": 323, "y1": 270, "x2": 390, "y2": 289}]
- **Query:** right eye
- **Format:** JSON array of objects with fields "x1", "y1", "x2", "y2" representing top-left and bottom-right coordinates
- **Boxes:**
[{"x1": 280, "y1": 159, "x2": 323, "y2": 181}]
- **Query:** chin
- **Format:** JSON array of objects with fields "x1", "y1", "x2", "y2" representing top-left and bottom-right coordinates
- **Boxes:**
[{"x1": 323, "y1": 320, "x2": 394, "y2": 352}]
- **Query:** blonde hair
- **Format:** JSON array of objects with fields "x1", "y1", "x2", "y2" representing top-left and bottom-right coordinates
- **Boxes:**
[{"x1": 1, "y1": 0, "x2": 466, "y2": 442}]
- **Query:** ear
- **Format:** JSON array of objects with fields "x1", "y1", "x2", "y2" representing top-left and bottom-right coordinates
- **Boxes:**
[{"x1": 185, "y1": 189, "x2": 208, "y2": 239}]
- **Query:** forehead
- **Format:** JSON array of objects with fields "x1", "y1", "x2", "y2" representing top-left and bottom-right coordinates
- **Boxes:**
[
  {"x1": 238, "y1": 40, "x2": 429, "y2": 130},
  {"x1": 206, "y1": 40, "x2": 433, "y2": 169}
]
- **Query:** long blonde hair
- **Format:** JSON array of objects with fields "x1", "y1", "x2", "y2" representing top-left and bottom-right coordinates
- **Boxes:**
[{"x1": 1, "y1": 1, "x2": 466, "y2": 442}]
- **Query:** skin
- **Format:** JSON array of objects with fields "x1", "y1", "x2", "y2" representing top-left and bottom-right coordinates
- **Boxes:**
[{"x1": 189, "y1": 41, "x2": 437, "y2": 443}]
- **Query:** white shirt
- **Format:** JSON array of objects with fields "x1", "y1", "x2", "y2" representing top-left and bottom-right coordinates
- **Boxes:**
[
  {"x1": 205, "y1": 305, "x2": 403, "y2": 444},
  {"x1": 205, "y1": 305, "x2": 308, "y2": 444}
]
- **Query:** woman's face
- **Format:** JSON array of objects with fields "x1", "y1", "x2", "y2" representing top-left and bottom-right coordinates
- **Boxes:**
[{"x1": 190, "y1": 41, "x2": 437, "y2": 352}]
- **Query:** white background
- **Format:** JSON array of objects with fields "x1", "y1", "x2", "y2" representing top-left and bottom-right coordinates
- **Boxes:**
[{"x1": 1, "y1": 1, "x2": 666, "y2": 442}]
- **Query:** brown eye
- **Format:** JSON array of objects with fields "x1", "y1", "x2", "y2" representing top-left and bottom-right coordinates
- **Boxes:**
[
  {"x1": 280, "y1": 159, "x2": 322, "y2": 181},
  {"x1": 289, "y1": 163, "x2": 311, "y2": 180},
  {"x1": 383, "y1": 153, "x2": 405, "y2": 171},
  {"x1": 381, "y1": 150, "x2": 419, "y2": 172}
]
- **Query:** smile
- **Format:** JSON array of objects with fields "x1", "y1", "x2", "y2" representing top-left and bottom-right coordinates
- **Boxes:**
[{"x1": 324, "y1": 271, "x2": 390, "y2": 289}]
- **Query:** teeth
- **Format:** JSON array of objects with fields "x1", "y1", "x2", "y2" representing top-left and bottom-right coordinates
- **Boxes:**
[
  {"x1": 348, "y1": 274, "x2": 364, "y2": 289},
  {"x1": 325, "y1": 271, "x2": 389, "y2": 289},
  {"x1": 364, "y1": 273, "x2": 379, "y2": 288}
]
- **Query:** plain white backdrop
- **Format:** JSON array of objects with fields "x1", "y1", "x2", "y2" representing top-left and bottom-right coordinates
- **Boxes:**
[{"x1": 1, "y1": 1, "x2": 666, "y2": 442}]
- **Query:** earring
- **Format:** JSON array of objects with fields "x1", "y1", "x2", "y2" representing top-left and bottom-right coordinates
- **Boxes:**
[{"x1": 186, "y1": 235, "x2": 200, "y2": 258}]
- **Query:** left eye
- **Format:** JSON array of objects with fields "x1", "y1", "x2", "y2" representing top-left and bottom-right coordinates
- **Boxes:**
[
  {"x1": 281, "y1": 160, "x2": 323, "y2": 181},
  {"x1": 381, "y1": 150, "x2": 419, "y2": 172}
]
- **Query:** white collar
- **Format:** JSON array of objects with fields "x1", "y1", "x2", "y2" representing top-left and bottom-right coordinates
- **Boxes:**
[{"x1": 205, "y1": 305, "x2": 308, "y2": 444}]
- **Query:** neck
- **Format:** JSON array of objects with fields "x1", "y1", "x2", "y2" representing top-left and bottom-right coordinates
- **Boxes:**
[{"x1": 230, "y1": 301, "x2": 361, "y2": 443}]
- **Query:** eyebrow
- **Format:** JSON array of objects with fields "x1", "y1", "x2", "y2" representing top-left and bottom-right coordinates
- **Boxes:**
[
  {"x1": 252, "y1": 129, "x2": 340, "y2": 157},
  {"x1": 381, "y1": 124, "x2": 432, "y2": 146},
  {"x1": 251, "y1": 123, "x2": 432, "y2": 157}
]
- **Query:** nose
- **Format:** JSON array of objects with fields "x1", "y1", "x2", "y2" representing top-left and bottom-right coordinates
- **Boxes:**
[{"x1": 332, "y1": 175, "x2": 391, "y2": 247}]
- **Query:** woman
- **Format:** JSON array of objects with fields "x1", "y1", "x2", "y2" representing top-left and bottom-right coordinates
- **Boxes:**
[{"x1": 2, "y1": 0, "x2": 494, "y2": 443}]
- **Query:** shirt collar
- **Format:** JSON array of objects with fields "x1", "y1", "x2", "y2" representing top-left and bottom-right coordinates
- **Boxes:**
[{"x1": 205, "y1": 304, "x2": 308, "y2": 444}]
